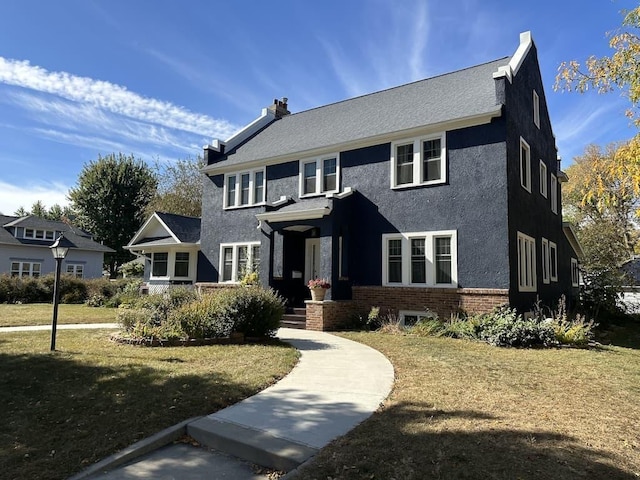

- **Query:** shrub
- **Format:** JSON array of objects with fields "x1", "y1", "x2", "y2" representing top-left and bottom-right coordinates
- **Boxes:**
[
  {"x1": 215, "y1": 286, "x2": 285, "y2": 337},
  {"x1": 169, "y1": 294, "x2": 234, "y2": 339},
  {"x1": 440, "y1": 314, "x2": 481, "y2": 339},
  {"x1": 410, "y1": 318, "x2": 444, "y2": 337},
  {"x1": 120, "y1": 260, "x2": 145, "y2": 278},
  {"x1": 478, "y1": 306, "x2": 555, "y2": 348}
]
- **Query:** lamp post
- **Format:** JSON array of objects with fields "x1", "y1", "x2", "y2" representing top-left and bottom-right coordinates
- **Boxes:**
[{"x1": 50, "y1": 234, "x2": 69, "y2": 351}]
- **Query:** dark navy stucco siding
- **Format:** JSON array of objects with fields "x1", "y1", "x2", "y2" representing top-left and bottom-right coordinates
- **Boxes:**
[{"x1": 504, "y1": 43, "x2": 576, "y2": 310}]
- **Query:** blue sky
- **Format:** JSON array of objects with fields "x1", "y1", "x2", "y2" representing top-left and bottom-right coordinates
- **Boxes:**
[{"x1": 0, "y1": 0, "x2": 637, "y2": 215}]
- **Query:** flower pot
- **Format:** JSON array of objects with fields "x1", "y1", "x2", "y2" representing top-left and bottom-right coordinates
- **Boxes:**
[{"x1": 310, "y1": 287, "x2": 327, "y2": 301}]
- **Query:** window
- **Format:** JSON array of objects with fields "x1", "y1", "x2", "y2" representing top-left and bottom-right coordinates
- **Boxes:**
[
  {"x1": 571, "y1": 258, "x2": 579, "y2": 287},
  {"x1": 539, "y1": 161, "x2": 547, "y2": 198},
  {"x1": 11, "y1": 262, "x2": 41, "y2": 277},
  {"x1": 517, "y1": 232, "x2": 536, "y2": 292},
  {"x1": 224, "y1": 169, "x2": 266, "y2": 208},
  {"x1": 219, "y1": 242, "x2": 260, "y2": 283},
  {"x1": 550, "y1": 173, "x2": 558, "y2": 214},
  {"x1": 174, "y1": 252, "x2": 190, "y2": 277},
  {"x1": 22, "y1": 229, "x2": 55, "y2": 240},
  {"x1": 391, "y1": 134, "x2": 446, "y2": 188},
  {"x1": 549, "y1": 241, "x2": 558, "y2": 282},
  {"x1": 152, "y1": 252, "x2": 168, "y2": 277},
  {"x1": 399, "y1": 310, "x2": 437, "y2": 327},
  {"x1": 382, "y1": 230, "x2": 457, "y2": 287},
  {"x1": 520, "y1": 137, "x2": 531, "y2": 192},
  {"x1": 66, "y1": 264, "x2": 84, "y2": 278},
  {"x1": 533, "y1": 90, "x2": 540, "y2": 128},
  {"x1": 541, "y1": 238, "x2": 550, "y2": 284},
  {"x1": 299, "y1": 155, "x2": 340, "y2": 196}
]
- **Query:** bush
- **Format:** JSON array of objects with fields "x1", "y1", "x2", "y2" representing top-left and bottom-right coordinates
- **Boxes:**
[
  {"x1": 478, "y1": 306, "x2": 555, "y2": 348},
  {"x1": 215, "y1": 286, "x2": 285, "y2": 337},
  {"x1": 170, "y1": 294, "x2": 234, "y2": 339},
  {"x1": 410, "y1": 318, "x2": 444, "y2": 337}
]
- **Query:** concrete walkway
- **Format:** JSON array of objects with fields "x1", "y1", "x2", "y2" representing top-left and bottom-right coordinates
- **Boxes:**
[
  {"x1": 0, "y1": 323, "x2": 119, "y2": 332},
  {"x1": 70, "y1": 328, "x2": 395, "y2": 479}
]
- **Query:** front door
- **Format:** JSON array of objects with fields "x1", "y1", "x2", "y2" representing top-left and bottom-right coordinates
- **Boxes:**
[{"x1": 304, "y1": 238, "x2": 321, "y2": 284}]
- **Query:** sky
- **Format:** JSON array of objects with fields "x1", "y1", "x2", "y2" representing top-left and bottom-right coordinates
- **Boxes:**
[{"x1": 0, "y1": 0, "x2": 637, "y2": 215}]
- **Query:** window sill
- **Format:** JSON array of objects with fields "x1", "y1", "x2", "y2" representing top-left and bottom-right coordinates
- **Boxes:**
[
  {"x1": 223, "y1": 202, "x2": 266, "y2": 211},
  {"x1": 299, "y1": 190, "x2": 338, "y2": 199},
  {"x1": 391, "y1": 180, "x2": 446, "y2": 190}
]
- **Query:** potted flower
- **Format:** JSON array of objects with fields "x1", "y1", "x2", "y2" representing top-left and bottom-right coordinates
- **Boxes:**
[{"x1": 307, "y1": 278, "x2": 331, "y2": 301}]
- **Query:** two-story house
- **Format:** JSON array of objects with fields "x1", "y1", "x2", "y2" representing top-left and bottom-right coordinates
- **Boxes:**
[{"x1": 170, "y1": 32, "x2": 582, "y2": 330}]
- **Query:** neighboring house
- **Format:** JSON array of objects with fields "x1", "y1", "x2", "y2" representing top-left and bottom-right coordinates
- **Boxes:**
[
  {"x1": 137, "y1": 32, "x2": 583, "y2": 329},
  {"x1": 0, "y1": 215, "x2": 113, "y2": 279},
  {"x1": 125, "y1": 212, "x2": 201, "y2": 294},
  {"x1": 619, "y1": 257, "x2": 640, "y2": 314}
]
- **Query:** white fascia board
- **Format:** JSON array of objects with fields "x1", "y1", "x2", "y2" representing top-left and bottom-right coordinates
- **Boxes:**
[
  {"x1": 563, "y1": 222, "x2": 585, "y2": 260},
  {"x1": 493, "y1": 31, "x2": 533, "y2": 83},
  {"x1": 203, "y1": 107, "x2": 502, "y2": 176},
  {"x1": 154, "y1": 215, "x2": 182, "y2": 244},
  {"x1": 255, "y1": 206, "x2": 332, "y2": 223},
  {"x1": 126, "y1": 213, "x2": 160, "y2": 247}
]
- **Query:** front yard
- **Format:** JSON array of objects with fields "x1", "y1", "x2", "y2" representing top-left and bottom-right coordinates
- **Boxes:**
[{"x1": 0, "y1": 303, "x2": 115, "y2": 327}]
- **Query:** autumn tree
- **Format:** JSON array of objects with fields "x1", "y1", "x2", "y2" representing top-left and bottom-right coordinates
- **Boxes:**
[
  {"x1": 556, "y1": 5, "x2": 640, "y2": 125},
  {"x1": 145, "y1": 156, "x2": 204, "y2": 218},
  {"x1": 68, "y1": 153, "x2": 157, "y2": 278}
]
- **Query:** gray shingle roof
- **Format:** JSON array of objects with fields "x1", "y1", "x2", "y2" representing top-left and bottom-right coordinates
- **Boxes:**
[
  {"x1": 215, "y1": 57, "x2": 508, "y2": 169},
  {"x1": 155, "y1": 212, "x2": 201, "y2": 243},
  {"x1": 0, "y1": 215, "x2": 114, "y2": 252}
]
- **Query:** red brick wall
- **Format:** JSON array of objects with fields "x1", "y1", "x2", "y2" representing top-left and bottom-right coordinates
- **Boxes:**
[{"x1": 305, "y1": 300, "x2": 357, "y2": 331}]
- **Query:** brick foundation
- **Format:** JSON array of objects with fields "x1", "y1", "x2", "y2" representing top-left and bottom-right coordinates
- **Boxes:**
[{"x1": 305, "y1": 300, "x2": 357, "y2": 331}]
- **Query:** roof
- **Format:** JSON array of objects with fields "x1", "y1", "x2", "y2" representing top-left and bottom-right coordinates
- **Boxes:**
[
  {"x1": 206, "y1": 57, "x2": 508, "y2": 172},
  {"x1": 0, "y1": 215, "x2": 114, "y2": 253},
  {"x1": 621, "y1": 258, "x2": 640, "y2": 286},
  {"x1": 127, "y1": 212, "x2": 201, "y2": 249}
]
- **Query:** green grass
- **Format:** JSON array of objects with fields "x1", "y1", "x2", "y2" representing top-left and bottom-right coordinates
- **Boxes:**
[
  {"x1": 0, "y1": 304, "x2": 116, "y2": 327},
  {"x1": 296, "y1": 332, "x2": 640, "y2": 480},
  {"x1": 0, "y1": 329, "x2": 298, "y2": 480}
]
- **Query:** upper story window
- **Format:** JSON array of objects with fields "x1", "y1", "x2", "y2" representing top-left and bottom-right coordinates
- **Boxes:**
[
  {"x1": 539, "y1": 160, "x2": 547, "y2": 198},
  {"x1": 550, "y1": 173, "x2": 558, "y2": 214},
  {"x1": 224, "y1": 169, "x2": 266, "y2": 209},
  {"x1": 541, "y1": 238, "x2": 550, "y2": 284},
  {"x1": 517, "y1": 232, "x2": 536, "y2": 292},
  {"x1": 299, "y1": 154, "x2": 340, "y2": 197},
  {"x1": 533, "y1": 90, "x2": 540, "y2": 128},
  {"x1": 549, "y1": 241, "x2": 558, "y2": 281},
  {"x1": 520, "y1": 137, "x2": 531, "y2": 193},
  {"x1": 391, "y1": 133, "x2": 446, "y2": 188},
  {"x1": 22, "y1": 229, "x2": 55, "y2": 240},
  {"x1": 382, "y1": 230, "x2": 457, "y2": 287},
  {"x1": 220, "y1": 242, "x2": 260, "y2": 283}
]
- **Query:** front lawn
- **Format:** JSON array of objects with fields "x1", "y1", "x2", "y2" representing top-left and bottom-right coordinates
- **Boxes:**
[
  {"x1": 296, "y1": 332, "x2": 640, "y2": 479},
  {"x1": 0, "y1": 329, "x2": 298, "y2": 480},
  {"x1": 0, "y1": 303, "x2": 116, "y2": 327}
]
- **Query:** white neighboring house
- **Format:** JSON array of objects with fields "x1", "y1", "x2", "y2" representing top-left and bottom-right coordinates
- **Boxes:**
[
  {"x1": 0, "y1": 215, "x2": 114, "y2": 279},
  {"x1": 125, "y1": 212, "x2": 201, "y2": 294},
  {"x1": 620, "y1": 257, "x2": 640, "y2": 314}
]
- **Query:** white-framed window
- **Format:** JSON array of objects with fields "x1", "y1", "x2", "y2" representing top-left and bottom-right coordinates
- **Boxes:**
[
  {"x1": 66, "y1": 264, "x2": 84, "y2": 278},
  {"x1": 517, "y1": 232, "x2": 536, "y2": 292},
  {"x1": 541, "y1": 238, "x2": 550, "y2": 284},
  {"x1": 151, "y1": 252, "x2": 168, "y2": 277},
  {"x1": 220, "y1": 242, "x2": 260, "y2": 283},
  {"x1": 549, "y1": 241, "x2": 558, "y2": 282},
  {"x1": 533, "y1": 90, "x2": 540, "y2": 128},
  {"x1": 224, "y1": 168, "x2": 266, "y2": 208},
  {"x1": 390, "y1": 133, "x2": 446, "y2": 188},
  {"x1": 299, "y1": 154, "x2": 340, "y2": 197},
  {"x1": 174, "y1": 252, "x2": 190, "y2": 277},
  {"x1": 11, "y1": 261, "x2": 41, "y2": 277},
  {"x1": 550, "y1": 173, "x2": 558, "y2": 214},
  {"x1": 571, "y1": 258, "x2": 579, "y2": 287},
  {"x1": 399, "y1": 310, "x2": 437, "y2": 327},
  {"x1": 382, "y1": 230, "x2": 457, "y2": 287},
  {"x1": 539, "y1": 160, "x2": 547, "y2": 198},
  {"x1": 520, "y1": 137, "x2": 531, "y2": 193},
  {"x1": 22, "y1": 229, "x2": 55, "y2": 240}
]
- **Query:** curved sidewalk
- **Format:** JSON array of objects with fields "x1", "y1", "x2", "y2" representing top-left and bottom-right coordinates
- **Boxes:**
[{"x1": 75, "y1": 327, "x2": 395, "y2": 479}]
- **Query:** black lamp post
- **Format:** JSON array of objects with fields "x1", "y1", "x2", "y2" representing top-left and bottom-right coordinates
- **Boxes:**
[{"x1": 50, "y1": 234, "x2": 69, "y2": 351}]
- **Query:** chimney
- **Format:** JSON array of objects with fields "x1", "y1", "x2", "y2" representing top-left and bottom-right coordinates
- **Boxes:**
[{"x1": 268, "y1": 97, "x2": 290, "y2": 119}]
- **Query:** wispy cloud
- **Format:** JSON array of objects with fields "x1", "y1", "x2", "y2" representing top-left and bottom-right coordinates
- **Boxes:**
[
  {"x1": 0, "y1": 180, "x2": 69, "y2": 216},
  {"x1": 0, "y1": 56, "x2": 238, "y2": 139}
]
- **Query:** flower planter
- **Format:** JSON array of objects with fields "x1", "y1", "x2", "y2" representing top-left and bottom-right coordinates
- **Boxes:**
[{"x1": 310, "y1": 287, "x2": 327, "y2": 301}]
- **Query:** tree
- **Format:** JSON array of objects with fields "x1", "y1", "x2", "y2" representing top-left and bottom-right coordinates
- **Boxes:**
[
  {"x1": 145, "y1": 156, "x2": 204, "y2": 217},
  {"x1": 555, "y1": 6, "x2": 640, "y2": 126},
  {"x1": 12, "y1": 202, "x2": 74, "y2": 221},
  {"x1": 68, "y1": 153, "x2": 157, "y2": 278}
]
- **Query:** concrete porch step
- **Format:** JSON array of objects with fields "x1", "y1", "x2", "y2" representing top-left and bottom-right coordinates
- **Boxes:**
[{"x1": 280, "y1": 313, "x2": 306, "y2": 329}]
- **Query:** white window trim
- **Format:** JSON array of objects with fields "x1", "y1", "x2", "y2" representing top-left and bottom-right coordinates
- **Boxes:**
[
  {"x1": 539, "y1": 160, "x2": 547, "y2": 198},
  {"x1": 22, "y1": 229, "x2": 56, "y2": 240},
  {"x1": 66, "y1": 264, "x2": 84, "y2": 278},
  {"x1": 219, "y1": 241, "x2": 260, "y2": 283},
  {"x1": 11, "y1": 261, "x2": 41, "y2": 277},
  {"x1": 571, "y1": 258, "x2": 579, "y2": 287},
  {"x1": 550, "y1": 173, "x2": 558, "y2": 214},
  {"x1": 541, "y1": 238, "x2": 550, "y2": 284},
  {"x1": 390, "y1": 133, "x2": 447, "y2": 189},
  {"x1": 223, "y1": 168, "x2": 266, "y2": 209},
  {"x1": 520, "y1": 137, "x2": 531, "y2": 193},
  {"x1": 150, "y1": 252, "x2": 170, "y2": 279},
  {"x1": 298, "y1": 153, "x2": 340, "y2": 198},
  {"x1": 549, "y1": 241, "x2": 558, "y2": 282},
  {"x1": 517, "y1": 232, "x2": 536, "y2": 292},
  {"x1": 382, "y1": 230, "x2": 457, "y2": 288},
  {"x1": 533, "y1": 90, "x2": 540, "y2": 129}
]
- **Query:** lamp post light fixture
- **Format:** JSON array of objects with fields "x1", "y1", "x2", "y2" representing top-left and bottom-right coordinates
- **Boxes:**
[{"x1": 50, "y1": 234, "x2": 70, "y2": 351}]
